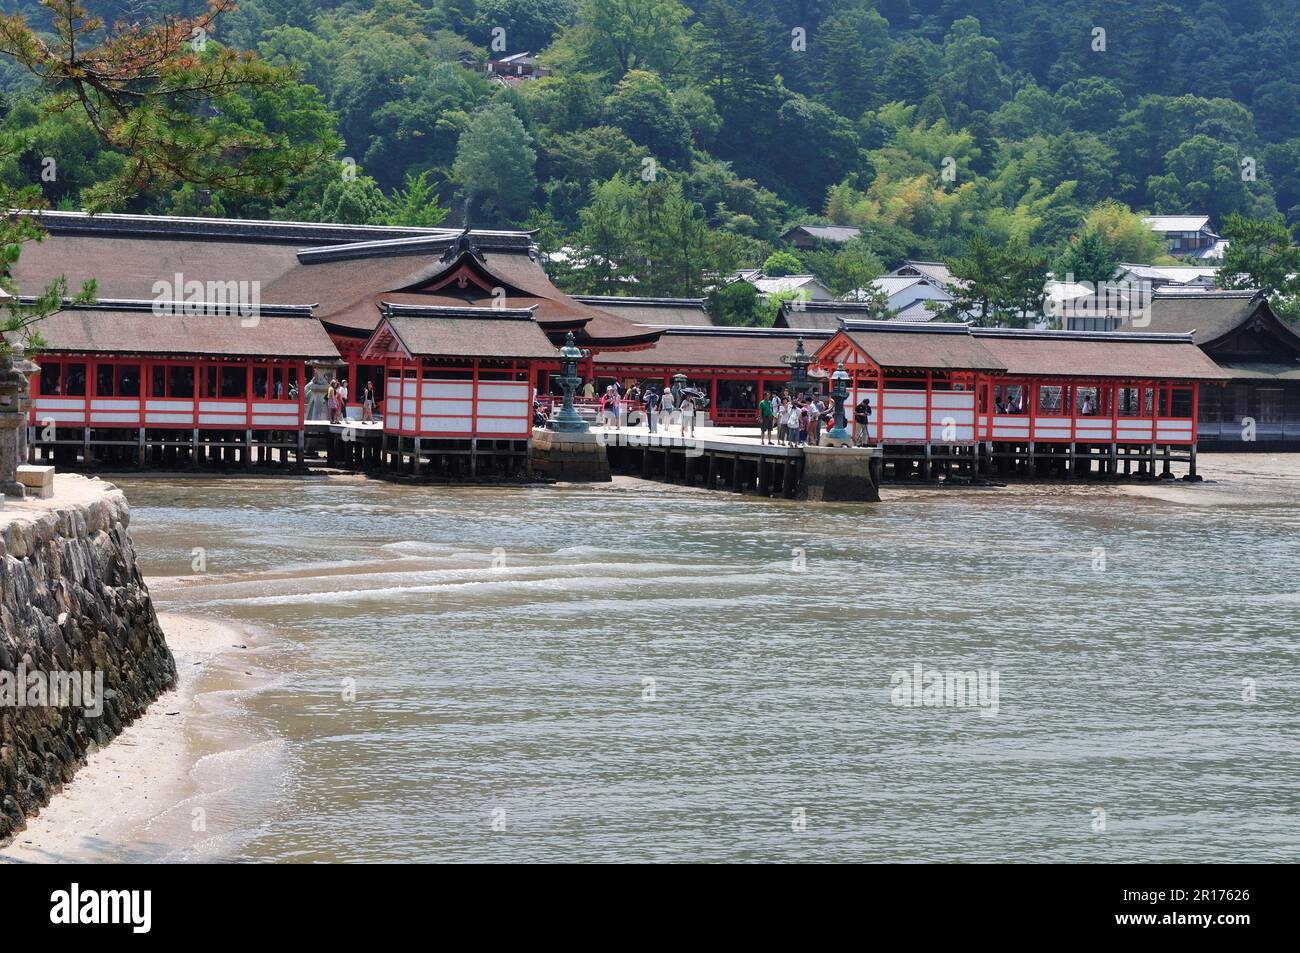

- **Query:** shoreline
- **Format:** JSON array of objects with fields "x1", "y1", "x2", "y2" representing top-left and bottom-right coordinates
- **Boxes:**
[{"x1": 0, "y1": 612, "x2": 276, "y2": 864}]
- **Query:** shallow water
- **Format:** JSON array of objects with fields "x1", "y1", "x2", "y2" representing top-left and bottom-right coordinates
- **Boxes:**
[{"x1": 119, "y1": 475, "x2": 1300, "y2": 862}]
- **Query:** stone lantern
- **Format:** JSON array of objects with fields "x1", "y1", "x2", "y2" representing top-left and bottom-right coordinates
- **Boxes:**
[
  {"x1": 780, "y1": 336, "x2": 811, "y2": 397},
  {"x1": 547, "y1": 331, "x2": 591, "y2": 433},
  {"x1": 824, "y1": 362, "x2": 852, "y2": 444},
  {"x1": 0, "y1": 345, "x2": 38, "y2": 497}
]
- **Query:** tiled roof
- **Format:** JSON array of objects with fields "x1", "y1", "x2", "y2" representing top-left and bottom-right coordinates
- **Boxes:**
[
  {"x1": 573, "y1": 295, "x2": 713, "y2": 327},
  {"x1": 972, "y1": 328, "x2": 1228, "y2": 380},
  {"x1": 595, "y1": 327, "x2": 831, "y2": 370},
  {"x1": 16, "y1": 300, "x2": 340, "y2": 359},
  {"x1": 838, "y1": 322, "x2": 1004, "y2": 371},
  {"x1": 371, "y1": 304, "x2": 557, "y2": 360}
]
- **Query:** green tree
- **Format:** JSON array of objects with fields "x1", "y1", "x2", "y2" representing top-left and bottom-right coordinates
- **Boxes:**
[
  {"x1": 559, "y1": 0, "x2": 690, "y2": 80},
  {"x1": 1056, "y1": 227, "x2": 1119, "y2": 287},
  {"x1": 762, "y1": 251, "x2": 802, "y2": 277},
  {"x1": 383, "y1": 170, "x2": 450, "y2": 227},
  {"x1": 1216, "y1": 213, "x2": 1300, "y2": 322},
  {"x1": 452, "y1": 101, "x2": 538, "y2": 222}
]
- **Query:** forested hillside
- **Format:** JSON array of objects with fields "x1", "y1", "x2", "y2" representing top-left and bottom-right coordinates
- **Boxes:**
[{"x1": 2, "y1": 0, "x2": 1298, "y2": 308}]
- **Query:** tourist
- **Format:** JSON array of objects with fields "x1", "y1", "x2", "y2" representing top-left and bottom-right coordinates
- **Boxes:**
[
  {"x1": 582, "y1": 379, "x2": 595, "y2": 399},
  {"x1": 797, "y1": 401, "x2": 810, "y2": 446},
  {"x1": 786, "y1": 400, "x2": 803, "y2": 447},
  {"x1": 602, "y1": 385, "x2": 621, "y2": 429},
  {"x1": 338, "y1": 380, "x2": 349, "y2": 419},
  {"x1": 362, "y1": 381, "x2": 376, "y2": 422},
  {"x1": 807, "y1": 396, "x2": 823, "y2": 446},
  {"x1": 327, "y1": 379, "x2": 339, "y2": 423},
  {"x1": 680, "y1": 394, "x2": 696, "y2": 436},
  {"x1": 759, "y1": 391, "x2": 774, "y2": 445},
  {"x1": 643, "y1": 386, "x2": 660, "y2": 432},
  {"x1": 1080, "y1": 393, "x2": 1095, "y2": 415},
  {"x1": 660, "y1": 386, "x2": 676, "y2": 432},
  {"x1": 854, "y1": 397, "x2": 872, "y2": 446}
]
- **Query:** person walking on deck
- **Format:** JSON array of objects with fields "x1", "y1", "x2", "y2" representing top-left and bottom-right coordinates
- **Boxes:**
[
  {"x1": 362, "y1": 381, "x2": 375, "y2": 423},
  {"x1": 660, "y1": 387, "x2": 676, "y2": 433},
  {"x1": 643, "y1": 386, "x2": 660, "y2": 432},
  {"x1": 759, "y1": 392, "x2": 774, "y2": 445},
  {"x1": 680, "y1": 395, "x2": 696, "y2": 437}
]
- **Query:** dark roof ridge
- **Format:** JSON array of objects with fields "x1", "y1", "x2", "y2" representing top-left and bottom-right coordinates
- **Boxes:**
[
  {"x1": 380, "y1": 301, "x2": 538, "y2": 321},
  {"x1": 18, "y1": 209, "x2": 536, "y2": 248},
  {"x1": 840, "y1": 320, "x2": 973, "y2": 334},
  {"x1": 22, "y1": 296, "x2": 318, "y2": 318},
  {"x1": 971, "y1": 327, "x2": 1196, "y2": 344}
]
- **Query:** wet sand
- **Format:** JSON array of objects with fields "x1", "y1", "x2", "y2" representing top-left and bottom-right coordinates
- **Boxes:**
[{"x1": 0, "y1": 613, "x2": 274, "y2": 863}]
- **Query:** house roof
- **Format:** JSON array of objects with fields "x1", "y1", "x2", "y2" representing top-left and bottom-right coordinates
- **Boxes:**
[
  {"x1": 364, "y1": 303, "x2": 557, "y2": 360},
  {"x1": 595, "y1": 327, "x2": 832, "y2": 370},
  {"x1": 836, "y1": 322, "x2": 1005, "y2": 372},
  {"x1": 1123, "y1": 290, "x2": 1283, "y2": 345},
  {"x1": 971, "y1": 328, "x2": 1229, "y2": 381},
  {"x1": 748, "y1": 274, "x2": 830, "y2": 296},
  {"x1": 782, "y1": 224, "x2": 861, "y2": 243},
  {"x1": 775, "y1": 299, "x2": 885, "y2": 330},
  {"x1": 573, "y1": 295, "x2": 713, "y2": 327},
  {"x1": 1119, "y1": 263, "x2": 1219, "y2": 285},
  {"x1": 872, "y1": 275, "x2": 928, "y2": 297},
  {"x1": 14, "y1": 299, "x2": 340, "y2": 359},
  {"x1": 890, "y1": 261, "x2": 957, "y2": 288},
  {"x1": 10, "y1": 213, "x2": 658, "y2": 350},
  {"x1": 1143, "y1": 215, "x2": 1212, "y2": 233}
]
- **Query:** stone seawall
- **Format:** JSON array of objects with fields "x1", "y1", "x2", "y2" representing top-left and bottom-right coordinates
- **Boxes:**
[{"x1": 0, "y1": 476, "x2": 175, "y2": 840}]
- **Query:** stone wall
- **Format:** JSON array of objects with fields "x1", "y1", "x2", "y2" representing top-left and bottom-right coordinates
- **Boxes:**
[{"x1": 0, "y1": 476, "x2": 175, "y2": 840}]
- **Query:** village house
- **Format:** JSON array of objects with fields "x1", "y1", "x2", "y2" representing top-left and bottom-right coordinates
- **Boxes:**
[
  {"x1": 779, "y1": 224, "x2": 862, "y2": 250},
  {"x1": 486, "y1": 52, "x2": 550, "y2": 85},
  {"x1": 1142, "y1": 215, "x2": 1228, "y2": 260}
]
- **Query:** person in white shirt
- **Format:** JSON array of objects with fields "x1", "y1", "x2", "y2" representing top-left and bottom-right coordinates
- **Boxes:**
[
  {"x1": 660, "y1": 388, "x2": 676, "y2": 432},
  {"x1": 680, "y1": 395, "x2": 696, "y2": 436},
  {"x1": 786, "y1": 402, "x2": 802, "y2": 446}
]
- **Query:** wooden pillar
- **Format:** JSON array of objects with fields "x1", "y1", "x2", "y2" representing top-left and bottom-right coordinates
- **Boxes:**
[{"x1": 706, "y1": 451, "x2": 717, "y2": 489}]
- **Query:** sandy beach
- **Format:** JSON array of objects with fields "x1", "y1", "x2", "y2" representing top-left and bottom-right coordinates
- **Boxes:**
[{"x1": 0, "y1": 612, "x2": 277, "y2": 864}]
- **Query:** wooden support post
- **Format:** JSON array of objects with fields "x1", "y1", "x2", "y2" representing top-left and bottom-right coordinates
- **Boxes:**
[
  {"x1": 730, "y1": 453, "x2": 742, "y2": 491},
  {"x1": 470, "y1": 438, "x2": 477, "y2": 478},
  {"x1": 923, "y1": 443, "x2": 933, "y2": 480},
  {"x1": 1162, "y1": 445, "x2": 1172, "y2": 478},
  {"x1": 1188, "y1": 443, "x2": 1198, "y2": 479},
  {"x1": 137, "y1": 427, "x2": 145, "y2": 467},
  {"x1": 413, "y1": 437, "x2": 422, "y2": 475},
  {"x1": 683, "y1": 450, "x2": 695, "y2": 486},
  {"x1": 707, "y1": 451, "x2": 717, "y2": 489}
]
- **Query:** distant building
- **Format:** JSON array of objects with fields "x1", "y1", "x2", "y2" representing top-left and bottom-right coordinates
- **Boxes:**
[
  {"x1": 487, "y1": 52, "x2": 550, "y2": 85},
  {"x1": 846, "y1": 274, "x2": 952, "y2": 318},
  {"x1": 780, "y1": 224, "x2": 862, "y2": 249},
  {"x1": 1142, "y1": 215, "x2": 1228, "y2": 260},
  {"x1": 727, "y1": 271, "x2": 834, "y2": 302},
  {"x1": 1113, "y1": 289, "x2": 1300, "y2": 447},
  {"x1": 774, "y1": 299, "x2": 888, "y2": 330},
  {"x1": 889, "y1": 260, "x2": 959, "y2": 290},
  {"x1": 1117, "y1": 263, "x2": 1219, "y2": 291},
  {"x1": 573, "y1": 295, "x2": 713, "y2": 328}
]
